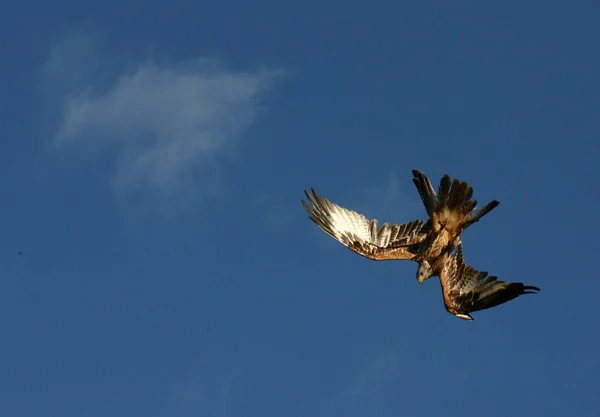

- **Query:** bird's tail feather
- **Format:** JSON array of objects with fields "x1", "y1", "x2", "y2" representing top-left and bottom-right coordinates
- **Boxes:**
[
  {"x1": 436, "y1": 174, "x2": 452, "y2": 208},
  {"x1": 411, "y1": 170, "x2": 438, "y2": 218},
  {"x1": 462, "y1": 200, "x2": 500, "y2": 230},
  {"x1": 412, "y1": 169, "x2": 500, "y2": 232},
  {"x1": 412, "y1": 170, "x2": 471, "y2": 214},
  {"x1": 446, "y1": 178, "x2": 468, "y2": 211}
]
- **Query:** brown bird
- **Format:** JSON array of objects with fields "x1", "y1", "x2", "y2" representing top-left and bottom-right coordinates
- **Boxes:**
[
  {"x1": 437, "y1": 241, "x2": 540, "y2": 320},
  {"x1": 301, "y1": 169, "x2": 499, "y2": 284}
]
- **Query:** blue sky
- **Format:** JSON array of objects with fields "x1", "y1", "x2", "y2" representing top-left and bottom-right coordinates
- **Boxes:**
[{"x1": 1, "y1": 2, "x2": 599, "y2": 416}]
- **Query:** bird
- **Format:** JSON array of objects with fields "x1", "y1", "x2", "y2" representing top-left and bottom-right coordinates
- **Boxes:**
[
  {"x1": 437, "y1": 241, "x2": 540, "y2": 320},
  {"x1": 301, "y1": 169, "x2": 499, "y2": 284}
]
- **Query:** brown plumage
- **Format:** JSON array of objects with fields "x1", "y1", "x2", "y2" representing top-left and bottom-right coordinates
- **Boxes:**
[
  {"x1": 410, "y1": 170, "x2": 500, "y2": 282},
  {"x1": 438, "y1": 242, "x2": 540, "y2": 320},
  {"x1": 301, "y1": 187, "x2": 429, "y2": 262},
  {"x1": 301, "y1": 169, "x2": 499, "y2": 284},
  {"x1": 411, "y1": 169, "x2": 499, "y2": 245}
]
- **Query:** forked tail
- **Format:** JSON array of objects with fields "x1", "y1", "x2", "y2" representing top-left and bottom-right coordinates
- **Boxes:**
[
  {"x1": 463, "y1": 200, "x2": 500, "y2": 230},
  {"x1": 412, "y1": 170, "x2": 470, "y2": 217},
  {"x1": 412, "y1": 169, "x2": 499, "y2": 232}
]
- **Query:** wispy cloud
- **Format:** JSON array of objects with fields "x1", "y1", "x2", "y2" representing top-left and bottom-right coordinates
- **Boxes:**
[
  {"x1": 162, "y1": 365, "x2": 248, "y2": 417},
  {"x1": 137, "y1": 350, "x2": 406, "y2": 417},
  {"x1": 42, "y1": 33, "x2": 284, "y2": 210},
  {"x1": 132, "y1": 362, "x2": 249, "y2": 417},
  {"x1": 323, "y1": 347, "x2": 412, "y2": 417}
]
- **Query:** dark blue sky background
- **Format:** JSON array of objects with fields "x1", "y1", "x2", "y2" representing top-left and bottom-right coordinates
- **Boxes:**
[{"x1": 1, "y1": 2, "x2": 599, "y2": 416}]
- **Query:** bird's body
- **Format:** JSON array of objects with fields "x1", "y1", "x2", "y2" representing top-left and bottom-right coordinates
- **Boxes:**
[{"x1": 301, "y1": 168, "x2": 541, "y2": 320}]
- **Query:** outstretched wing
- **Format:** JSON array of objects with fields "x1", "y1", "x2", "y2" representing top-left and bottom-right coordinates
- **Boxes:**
[
  {"x1": 440, "y1": 242, "x2": 540, "y2": 320},
  {"x1": 302, "y1": 188, "x2": 428, "y2": 261}
]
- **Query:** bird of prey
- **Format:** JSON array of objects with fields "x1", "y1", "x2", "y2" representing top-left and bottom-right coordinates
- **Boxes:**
[
  {"x1": 301, "y1": 169, "x2": 499, "y2": 284},
  {"x1": 438, "y1": 242, "x2": 540, "y2": 320}
]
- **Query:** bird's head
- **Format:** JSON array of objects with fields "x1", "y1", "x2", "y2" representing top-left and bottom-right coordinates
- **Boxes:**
[{"x1": 416, "y1": 261, "x2": 432, "y2": 284}]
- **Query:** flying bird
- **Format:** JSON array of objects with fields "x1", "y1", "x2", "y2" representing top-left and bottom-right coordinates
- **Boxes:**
[
  {"x1": 301, "y1": 169, "x2": 499, "y2": 284},
  {"x1": 438, "y1": 242, "x2": 540, "y2": 320}
]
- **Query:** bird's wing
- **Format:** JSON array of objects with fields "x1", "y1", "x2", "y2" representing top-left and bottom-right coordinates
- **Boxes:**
[
  {"x1": 440, "y1": 242, "x2": 540, "y2": 318},
  {"x1": 302, "y1": 188, "x2": 428, "y2": 261}
]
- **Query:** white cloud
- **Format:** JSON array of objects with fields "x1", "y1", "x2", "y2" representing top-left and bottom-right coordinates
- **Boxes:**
[
  {"x1": 44, "y1": 35, "x2": 283, "y2": 208},
  {"x1": 322, "y1": 348, "x2": 410, "y2": 417},
  {"x1": 160, "y1": 364, "x2": 248, "y2": 417},
  {"x1": 131, "y1": 362, "x2": 250, "y2": 417}
]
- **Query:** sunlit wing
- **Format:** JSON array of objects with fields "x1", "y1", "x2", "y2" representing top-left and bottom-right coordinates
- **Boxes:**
[{"x1": 302, "y1": 188, "x2": 428, "y2": 261}]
